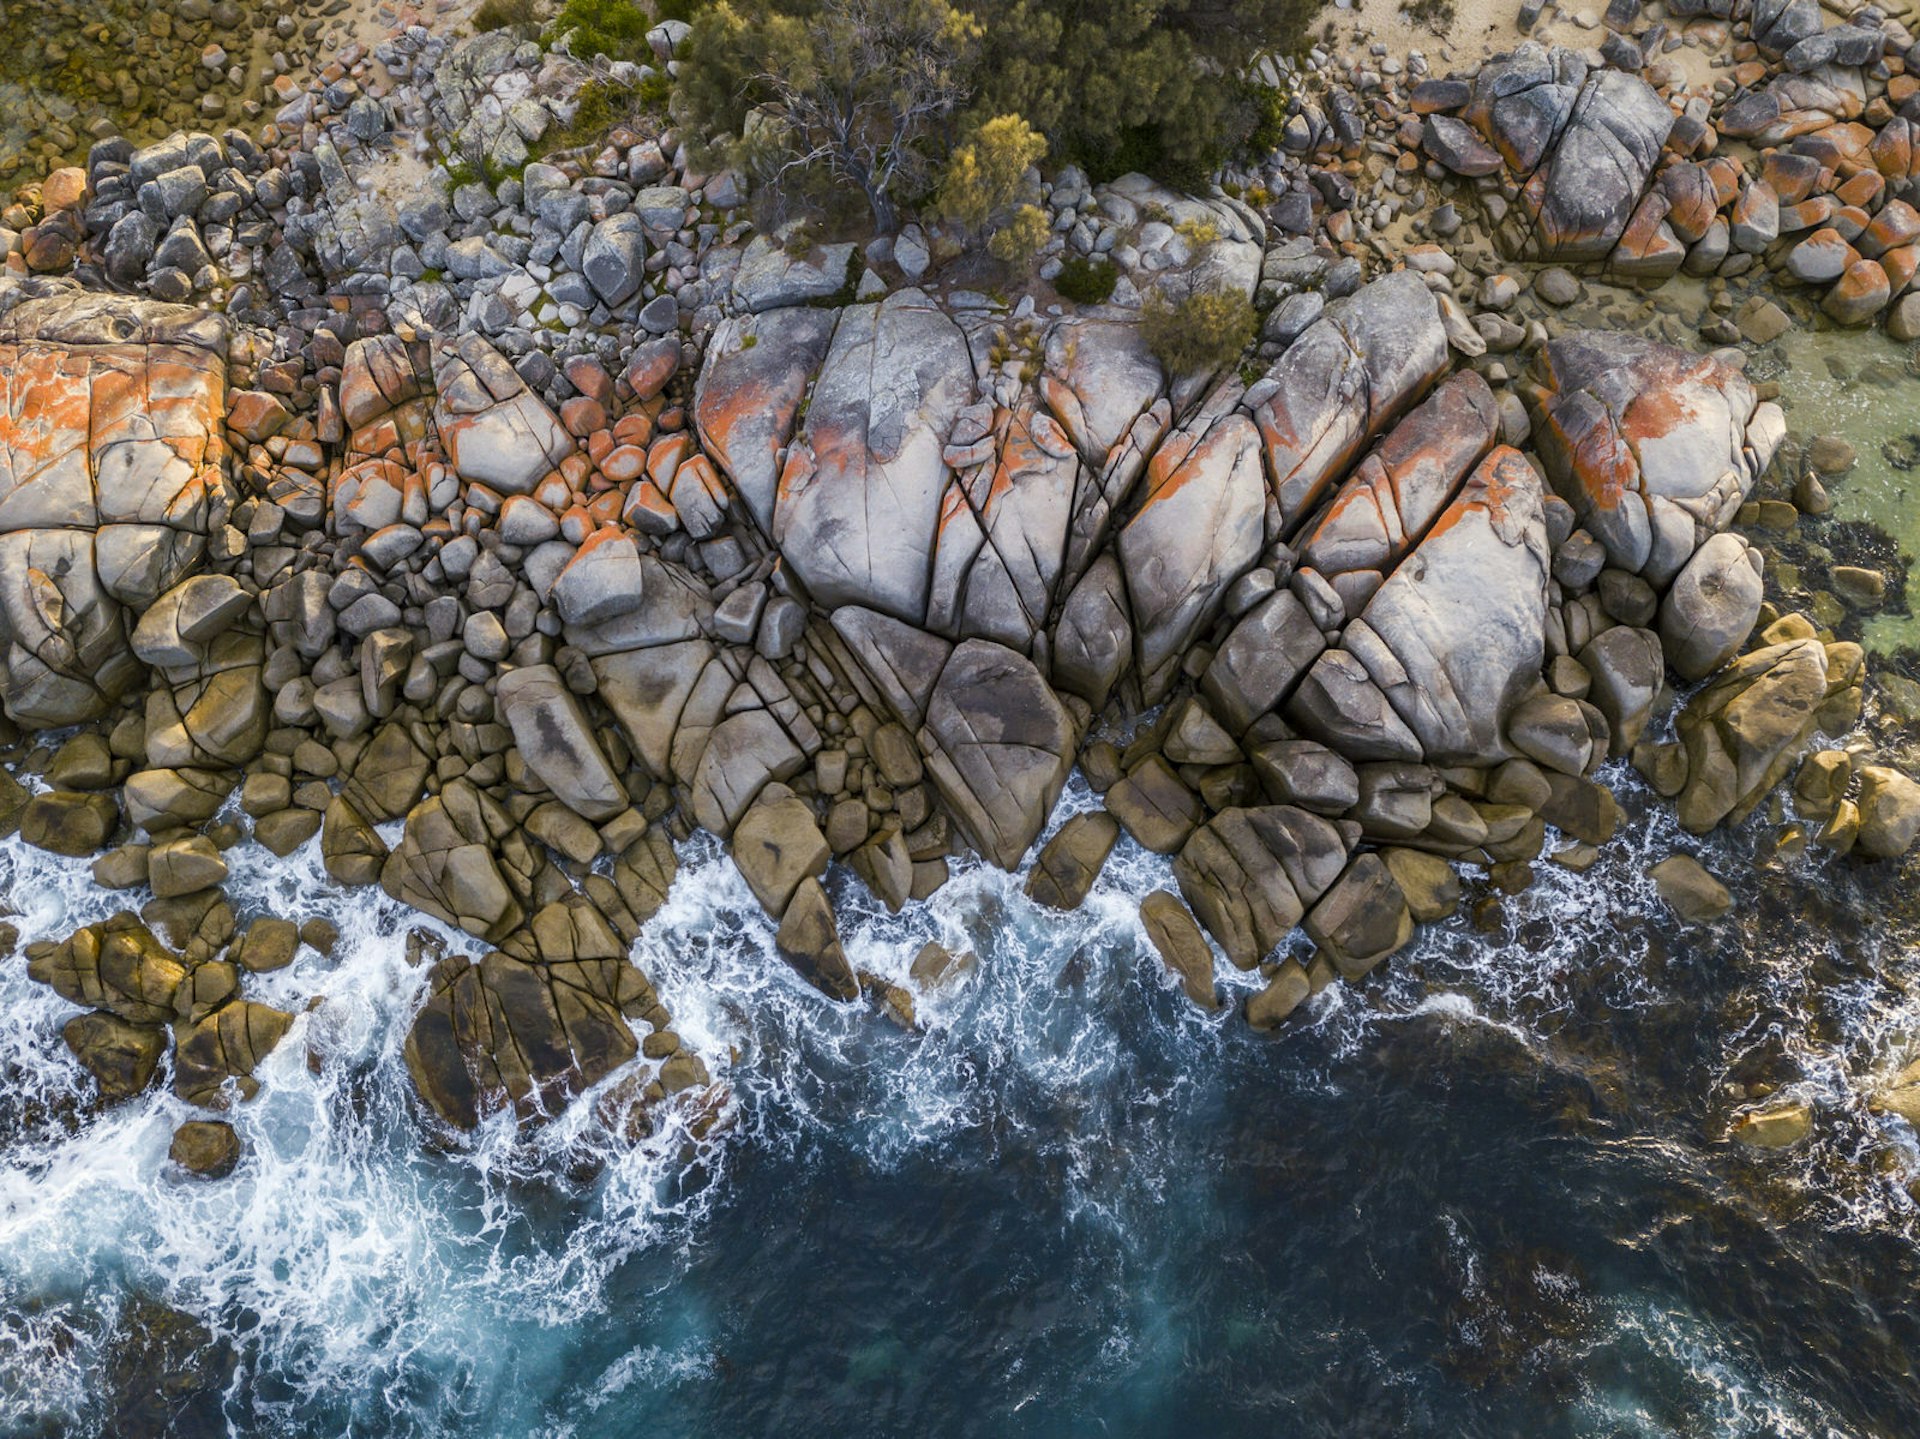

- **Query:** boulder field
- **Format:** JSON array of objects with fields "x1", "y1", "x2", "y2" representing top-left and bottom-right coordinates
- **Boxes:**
[
  {"x1": 1415, "y1": 37, "x2": 1920, "y2": 335},
  {"x1": 7, "y1": 252, "x2": 1911, "y2": 1136},
  {"x1": 7, "y1": 7, "x2": 1920, "y2": 1147}
]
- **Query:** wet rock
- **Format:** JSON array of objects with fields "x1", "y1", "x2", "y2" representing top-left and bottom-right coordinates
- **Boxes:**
[
  {"x1": 232, "y1": 916, "x2": 298, "y2": 973},
  {"x1": 169, "y1": 1118, "x2": 240, "y2": 1177},
  {"x1": 1174, "y1": 806, "x2": 1352, "y2": 969},
  {"x1": 496, "y1": 663, "x2": 628, "y2": 821},
  {"x1": 1383, "y1": 846, "x2": 1461, "y2": 922},
  {"x1": 1105, "y1": 754, "x2": 1205, "y2": 854},
  {"x1": 1675, "y1": 637, "x2": 1831, "y2": 832},
  {"x1": 920, "y1": 639, "x2": 1075, "y2": 869},
  {"x1": 1855, "y1": 765, "x2": 1920, "y2": 859},
  {"x1": 1649, "y1": 854, "x2": 1732, "y2": 922},
  {"x1": 381, "y1": 781, "x2": 537, "y2": 943},
  {"x1": 105, "y1": 1296, "x2": 234, "y2": 1439},
  {"x1": 1245, "y1": 962, "x2": 1312, "y2": 1030},
  {"x1": 1731, "y1": 1099, "x2": 1812, "y2": 1149},
  {"x1": 174, "y1": 999, "x2": 293, "y2": 1107},
  {"x1": 1304, "y1": 852, "x2": 1413, "y2": 980},
  {"x1": 28, "y1": 913, "x2": 187, "y2": 1024},
  {"x1": 62, "y1": 1011, "x2": 166, "y2": 1101},
  {"x1": 774, "y1": 877, "x2": 858, "y2": 1001},
  {"x1": 1139, "y1": 890, "x2": 1220, "y2": 1009},
  {"x1": 148, "y1": 834, "x2": 228, "y2": 898},
  {"x1": 405, "y1": 927, "x2": 650, "y2": 1130},
  {"x1": 20, "y1": 790, "x2": 119, "y2": 856},
  {"x1": 1026, "y1": 812, "x2": 1120, "y2": 911}
]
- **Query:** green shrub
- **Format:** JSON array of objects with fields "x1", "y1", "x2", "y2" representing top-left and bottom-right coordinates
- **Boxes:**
[
  {"x1": 1055, "y1": 256, "x2": 1118, "y2": 304},
  {"x1": 987, "y1": 204, "x2": 1051, "y2": 273},
  {"x1": 1139, "y1": 284, "x2": 1257, "y2": 378},
  {"x1": 552, "y1": 0, "x2": 650, "y2": 60},
  {"x1": 474, "y1": 0, "x2": 542, "y2": 32},
  {"x1": 540, "y1": 77, "x2": 634, "y2": 153}
]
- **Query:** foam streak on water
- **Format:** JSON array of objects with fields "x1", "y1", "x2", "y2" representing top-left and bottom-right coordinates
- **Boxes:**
[{"x1": 1, "y1": 766, "x2": 1919, "y2": 1434}]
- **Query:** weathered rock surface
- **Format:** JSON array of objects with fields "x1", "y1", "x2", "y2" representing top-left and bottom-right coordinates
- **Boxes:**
[{"x1": 1526, "y1": 333, "x2": 1780, "y2": 584}]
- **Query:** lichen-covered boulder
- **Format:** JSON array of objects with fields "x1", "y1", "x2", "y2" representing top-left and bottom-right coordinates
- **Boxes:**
[
  {"x1": 1291, "y1": 446, "x2": 1550, "y2": 765},
  {"x1": 1525, "y1": 332, "x2": 1782, "y2": 584},
  {"x1": 695, "y1": 306, "x2": 838, "y2": 531},
  {"x1": 773, "y1": 291, "x2": 973, "y2": 621},
  {"x1": 0, "y1": 281, "x2": 230, "y2": 725},
  {"x1": 1250, "y1": 270, "x2": 1450, "y2": 534},
  {"x1": 1117, "y1": 404, "x2": 1265, "y2": 702}
]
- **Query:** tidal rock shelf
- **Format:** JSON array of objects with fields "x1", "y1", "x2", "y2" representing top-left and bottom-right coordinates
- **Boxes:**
[{"x1": 0, "y1": 7, "x2": 1917, "y2": 1156}]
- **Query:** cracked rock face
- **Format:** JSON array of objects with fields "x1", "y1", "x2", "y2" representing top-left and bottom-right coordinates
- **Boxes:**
[
  {"x1": 0, "y1": 282, "x2": 231, "y2": 726},
  {"x1": 1525, "y1": 332, "x2": 1782, "y2": 584},
  {"x1": 5, "y1": 254, "x2": 1827, "y2": 1136}
]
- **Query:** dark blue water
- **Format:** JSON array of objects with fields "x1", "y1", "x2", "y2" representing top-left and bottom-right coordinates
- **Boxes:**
[{"x1": 3, "y1": 774, "x2": 1919, "y2": 1437}]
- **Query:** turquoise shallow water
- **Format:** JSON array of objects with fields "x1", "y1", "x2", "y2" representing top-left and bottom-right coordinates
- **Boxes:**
[{"x1": 5, "y1": 771, "x2": 1920, "y2": 1437}]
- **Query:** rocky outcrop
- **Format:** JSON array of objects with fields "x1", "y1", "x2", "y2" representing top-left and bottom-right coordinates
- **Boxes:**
[
  {"x1": 1293, "y1": 447, "x2": 1550, "y2": 765},
  {"x1": 0, "y1": 281, "x2": 230, "y2": 726},
  {"x1": 1526, "y1": 333, "x2": 1782, "y2": 585}
]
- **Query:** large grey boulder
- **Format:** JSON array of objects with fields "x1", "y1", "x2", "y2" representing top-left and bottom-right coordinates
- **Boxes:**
[
  {"x1": 694, "y1": 308, "x2": 838, "y2": 531},
  {"x1": 1526, "y1": 332, "x2": 1782, "y2": 584},
  {"x1": 496, "y1": 664, "x2": 629, "y2": 822},
  {"x1": 1659, "y1": 531, "x2": 1765, "y2": 681},
  {"x1": 732, "y1": 232, "x2": 856, "y2": 312},
  {"x1": 1294, "y1": 369, "x2": 1499, "y2": 598},
  {"x1": 1250, "y1": 270, "x2": 1450, "y2": 534},
  {"x1": 774, "y1": 291, "x2": 973, "y2": 622},
  {"x1": 582, "y1": 212, "x2": 648, "y2": 307},
  {"x1": 1292, "y1": 446, "x2": 1550, "y2": 765},
  {"x1": 432, "y1": 333, "x2": 573, "y2": 496},
  {"x1": 1117, "y1": 406, "x2": 1265, "y2": 703},
  {"x1": 919, "y1": 639, "x2": 1075, "y2": 869}
]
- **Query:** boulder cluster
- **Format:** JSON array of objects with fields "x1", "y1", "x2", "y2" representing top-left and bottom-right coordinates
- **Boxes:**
[
  {"x1": 3, "y1": 5, "x2": 1919, "y2": 1152},
  {"x1": 1410, "y1": 32, "x2": 1920, "y2": 334}
]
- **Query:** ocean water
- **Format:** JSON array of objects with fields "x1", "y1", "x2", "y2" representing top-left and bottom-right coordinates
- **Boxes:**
[{"x1": 4, "y1": 766, "x2": 1920, "y2": 1438}]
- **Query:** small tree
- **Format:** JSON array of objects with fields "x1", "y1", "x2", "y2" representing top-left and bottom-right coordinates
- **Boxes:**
[
  {"x1": 1139, "y1": 282, "x2": 1258, "y2": 377},
  {"x1": 686, "y1": 0, "x2": 980, "y2": 233},
  {"x1": 938, "y1": 113, "x2": 1047, "y2": 233}
]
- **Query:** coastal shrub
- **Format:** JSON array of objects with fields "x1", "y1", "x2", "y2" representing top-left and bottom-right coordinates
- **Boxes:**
[
  {"x1": 1401, "y1": 0, "x2": 1457, "y2": 33},
  {"x1": 552, "y1": 0, "x2": 650, "y2": 60},
  {"x1": 678, "y1": 0, "x2": 1317, "y2": 221},
  {"x1": 474, "y1": 0, "x2": 542, "y2": 32},
  {"x1": 677, "y1": 0, "x2": 980, "y2": 232},
  {"x1": 987, "y1": 204, "x2": 1052, "y2": 273},
  {"x1": 1174, "y1": 215, "x2": 1220, "y2": 247},
  {"x1": 938, "y1": 115, "x2": 1048, "y2": 234},
  {"x1": 1054, "y1": 256, "x2": 1118, "y2": 304},
  {"x1": 1139, "y1": 283, "x2": 1257, "y2": 377},
  {"x1": 539, "y1": 78, "x2": 634, "y2": 154}
]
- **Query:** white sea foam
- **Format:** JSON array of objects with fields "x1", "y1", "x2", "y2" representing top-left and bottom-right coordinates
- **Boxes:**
[{"x1": 1, "y1": 755, "x2": 1915, "y2": 1432}]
